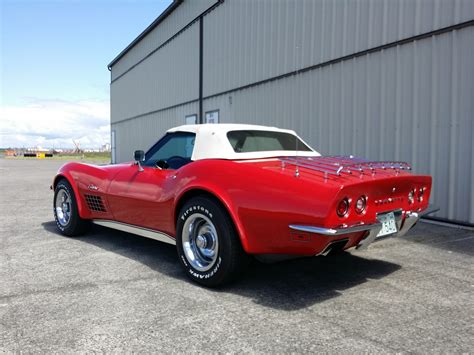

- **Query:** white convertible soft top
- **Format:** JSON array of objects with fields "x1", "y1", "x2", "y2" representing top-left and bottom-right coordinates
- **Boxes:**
[{"x1": 167, "y1": 123, "x2": 321, "y2": 161}]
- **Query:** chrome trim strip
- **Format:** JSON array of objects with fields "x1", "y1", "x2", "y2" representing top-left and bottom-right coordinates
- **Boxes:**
[
  {"x1": 356, "y1": 223, "x2": 383, "y2": 250},
  {"x1": 396, "y1": 212, "x2": 419, "y2": 237},
  {"x1": 392, "y1": 205, "x2": 439, "y2": 237},
  {"x1": 289, "y1": 222, "x2": 382, "y2": 236},
  {"x1": 92, "y1": 220, "x2": 176, "y2": 246}
]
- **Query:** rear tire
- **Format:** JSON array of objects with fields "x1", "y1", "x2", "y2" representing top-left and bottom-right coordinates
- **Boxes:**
[
  {"x1": 53, "y1": 179, "x2": 90, "y2": 236},
  {"x1": 176, "y1": 196, "x2": 249, "y2": 287}
]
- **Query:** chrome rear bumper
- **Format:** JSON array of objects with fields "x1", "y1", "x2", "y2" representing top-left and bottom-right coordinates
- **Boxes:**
[
  {"x1": 289, "y1": 205, "x2": 439, "y2": 251},
  {"x1": 289, "y1": 222, "x2": 383, "y2": 236}
]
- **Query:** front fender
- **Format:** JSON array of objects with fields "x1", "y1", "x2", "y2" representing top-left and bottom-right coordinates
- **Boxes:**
[{"x1": 53, "y1": 169, "x2": 89, "y2": 219}]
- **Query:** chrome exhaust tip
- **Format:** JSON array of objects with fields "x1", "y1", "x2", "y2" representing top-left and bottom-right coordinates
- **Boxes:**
[{"x1": 318, "y1": 238, "x2": 349, "y2": 256}]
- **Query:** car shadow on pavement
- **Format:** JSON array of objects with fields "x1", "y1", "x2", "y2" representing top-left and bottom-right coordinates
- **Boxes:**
[
  {"x1": 42, "y1": 221, "x2": 401, "y2": 311},
  {"x1": 224, "y1": 253, "x2": 401, "y2": 310}
]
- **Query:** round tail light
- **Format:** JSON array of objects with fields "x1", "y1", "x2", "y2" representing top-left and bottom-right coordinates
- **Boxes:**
[
  {"x1": 417, "y1": 187, "x2": 425, "y2": 202},
  {"x1": 337, "y1": 198, "x2": 350, "y2": 217},
  {"x1": 408, "y1": 189, "x2": 415, "y2": 204},
  {"x1": 355, "y1": 196, "x2": 367, "y2": 214}
]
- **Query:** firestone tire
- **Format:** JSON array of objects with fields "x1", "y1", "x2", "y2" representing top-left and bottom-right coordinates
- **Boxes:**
[
  {"x1": 176, "y1": 196, "x2": 249, "y2": 287},
  {"x1": 53, "y1": 179, "x2": 90, "y2": 237}
]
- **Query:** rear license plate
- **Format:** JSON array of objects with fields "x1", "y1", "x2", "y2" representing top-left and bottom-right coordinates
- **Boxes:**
[{"x1": 377, "y1": 212, "x2": 398, "y2": 237}]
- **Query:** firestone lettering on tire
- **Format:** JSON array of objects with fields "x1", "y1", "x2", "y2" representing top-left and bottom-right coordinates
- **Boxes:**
[{"x1": 181, "y1": 205, "x2": 212, "y2": 220}]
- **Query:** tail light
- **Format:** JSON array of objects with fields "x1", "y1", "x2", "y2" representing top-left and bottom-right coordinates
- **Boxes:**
[
  {"x1": 337, "y1": 198, "x2": 350, "y2": 217},
  {"x1": 408, "y1": 189, "x2": 415, "y2": 204},
  {"x1": 417, "y1": 187, "x2": 425, "y2": 202},
  {"x1": 355, "y1": 196, "x2": 367, "y2": 214}
]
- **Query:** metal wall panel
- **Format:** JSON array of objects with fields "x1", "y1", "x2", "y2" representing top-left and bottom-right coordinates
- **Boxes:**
[
  {"x1": 203, "y1": 0, "x2": 474, "y2": 97},
  {"x1": 111, "y1": 22, "x2": 199, "y2": 123},
  {"x1": 112, "y1": 101, "x2": 199, "y2": 163},
  {"x1": 111, "y1": 0, "x2": 217, "y2": 80},
  {"x1": 110, "y1": 0, "x2": 473, "y2": 224},
  {"x1": 202, "y1": 26, "x2": 474, "y2": 224}
]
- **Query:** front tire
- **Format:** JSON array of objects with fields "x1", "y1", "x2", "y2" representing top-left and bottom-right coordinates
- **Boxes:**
[
  {"x1": 53, "y1": 179, "x2": 90, "y2": 236},
  {"x1": 176, "y1": 196, "x2": 249, "y2": 287}
]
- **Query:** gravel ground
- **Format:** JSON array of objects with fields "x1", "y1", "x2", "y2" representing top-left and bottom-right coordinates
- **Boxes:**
[{"x1": 1, "y1": 158, "x2": 473, "y2": 353}]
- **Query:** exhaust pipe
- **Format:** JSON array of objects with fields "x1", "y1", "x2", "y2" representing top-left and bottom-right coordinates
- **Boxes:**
[{"x1": 317, "y1": 238, "x2": 349, "y2": 256}]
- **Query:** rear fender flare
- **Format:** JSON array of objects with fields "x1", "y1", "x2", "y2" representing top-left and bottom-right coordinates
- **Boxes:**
[{"x1": 175, "y1": 186, "x2": 251, "y2": 253}]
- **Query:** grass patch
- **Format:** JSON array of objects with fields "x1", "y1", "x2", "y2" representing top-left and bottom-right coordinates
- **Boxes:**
[{"x1": 4, "y1": 152, "x2": 111, "y2": 164}]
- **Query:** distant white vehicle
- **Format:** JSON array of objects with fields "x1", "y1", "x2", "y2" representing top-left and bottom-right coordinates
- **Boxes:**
[{"x1": 28, "y1": 146, "x2": 50, "y2": 152}]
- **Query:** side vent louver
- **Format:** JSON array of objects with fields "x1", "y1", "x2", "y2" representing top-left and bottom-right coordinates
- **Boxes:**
[{"x1": 85, "y1": 194, "x2": 107, "y2": 212}]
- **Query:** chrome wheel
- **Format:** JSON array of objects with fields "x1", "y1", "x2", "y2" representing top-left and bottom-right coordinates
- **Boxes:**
[
  {"x1": 182, "y1": 213, "x2": 219, "y2": 272},
  {"x1": 55, "y1": 188, "x2": 72, "y2": 227}
]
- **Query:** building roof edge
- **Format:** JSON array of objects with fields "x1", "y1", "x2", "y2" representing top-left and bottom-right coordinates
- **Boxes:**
[{"x1": 107, "y1": 0, "x2": 182, "y2": 70}]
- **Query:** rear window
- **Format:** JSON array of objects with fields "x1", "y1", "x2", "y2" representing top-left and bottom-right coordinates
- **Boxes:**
[{"x1": 227, "y1": 130, "x2": 312, "y2": 153}]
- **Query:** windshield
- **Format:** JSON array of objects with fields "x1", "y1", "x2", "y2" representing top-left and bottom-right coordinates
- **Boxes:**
[
  {"x1": 144, "y1": 132, "x2": 195, "y2": 169},
  {"x1": 227, "y1": 130, "x2": 312, "y2": 153}
]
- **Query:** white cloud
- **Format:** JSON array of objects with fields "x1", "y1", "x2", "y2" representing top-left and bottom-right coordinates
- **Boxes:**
[{"x1": 0, "y1": 99, "x2": 110, "y2": 149}]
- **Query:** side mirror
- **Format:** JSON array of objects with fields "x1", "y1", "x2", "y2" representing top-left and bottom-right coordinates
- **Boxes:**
[
  {"x1": 134, "y1": 150, "x2": 145, "y2": 162},
  {"x1": 134, "y1": 150, "x2": 145, "y2": 172}
]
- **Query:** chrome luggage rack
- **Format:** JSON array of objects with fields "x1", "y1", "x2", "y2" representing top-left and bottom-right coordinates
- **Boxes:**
[{"x1": 280, "y1": 156, "x2": 411, "y2": 179}]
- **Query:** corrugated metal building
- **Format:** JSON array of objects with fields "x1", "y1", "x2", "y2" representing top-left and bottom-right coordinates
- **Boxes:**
[{"x1": 108, "y1": 0, "x2": 474, "y2": 225}]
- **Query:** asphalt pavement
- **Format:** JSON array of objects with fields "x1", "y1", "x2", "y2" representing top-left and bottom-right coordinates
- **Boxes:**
[{"x1": 1, "y1": 158, "x2": 473, "y2": 352}]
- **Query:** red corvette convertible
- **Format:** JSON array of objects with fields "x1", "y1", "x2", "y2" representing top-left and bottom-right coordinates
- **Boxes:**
[{"x1": 52, "y1": 124, "x2": 435, "y2": 286}]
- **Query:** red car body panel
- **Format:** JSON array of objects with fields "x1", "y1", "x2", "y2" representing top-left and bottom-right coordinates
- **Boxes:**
[{"x1": 54, "y1": 157, "x2": 432, "y2": 256}]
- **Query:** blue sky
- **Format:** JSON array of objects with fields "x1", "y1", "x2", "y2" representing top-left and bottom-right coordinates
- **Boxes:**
[{"x1": 1, "y1": 0, "x2": 171, "y2": 148}]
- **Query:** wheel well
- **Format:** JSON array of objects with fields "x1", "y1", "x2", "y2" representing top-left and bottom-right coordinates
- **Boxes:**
[
  {"x1": 53, "y1": 175, "x2": 68, "y2": 189},
  {"x1": 176, "y1": 188, "x2": 245, "y2": 232},
  {"x1": 52, "y1": 174, "x2": 88, "y2": 220},
  {"x1": 175, "y1": 189, "x2": 226, "y2": 224},
  {"x1": 175, "y1": 189, "x2": 248, "y2": 252}
]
